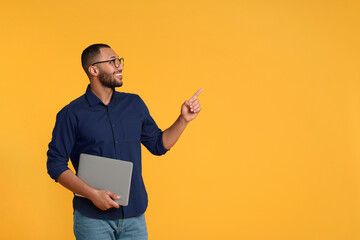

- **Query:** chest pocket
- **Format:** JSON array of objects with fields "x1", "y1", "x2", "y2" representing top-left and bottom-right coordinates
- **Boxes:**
[{"x1": 121, "y1": 118, "x2": 142, "y2": 142}]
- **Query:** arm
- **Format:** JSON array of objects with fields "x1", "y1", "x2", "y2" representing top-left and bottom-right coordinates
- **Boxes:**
[
  {"x1": 57, "y1": 170, "x2": 120, "y2": 211},
  {"x1": 47, "y1": 108, "x2": 119, "y2": 211},
  {"x1": 162, "y1": 88, "x2": 203, "y2": 149}
]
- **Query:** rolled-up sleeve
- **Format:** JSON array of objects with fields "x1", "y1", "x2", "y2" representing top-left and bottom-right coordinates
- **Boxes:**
[
  {"x1": 47, "y1": 107, "x2": 77, "y2": 181},
  {"x1": 139, "y1": 98, "x2": 169, "y2": 156}
]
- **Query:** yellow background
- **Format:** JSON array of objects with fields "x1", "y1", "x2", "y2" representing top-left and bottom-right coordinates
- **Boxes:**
[{"x1": 1, "y1": 0, "x2": 359, "y2": 239}]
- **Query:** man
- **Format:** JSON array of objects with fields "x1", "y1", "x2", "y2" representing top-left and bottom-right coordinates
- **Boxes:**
[{"x1": 47, "y1": 43, "x2": 203, "y2": 240}]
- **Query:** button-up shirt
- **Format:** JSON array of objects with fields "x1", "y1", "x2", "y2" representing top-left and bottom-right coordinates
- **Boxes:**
[{"x1": 47, "y1": 86, "x2": 168, "y2": 219}]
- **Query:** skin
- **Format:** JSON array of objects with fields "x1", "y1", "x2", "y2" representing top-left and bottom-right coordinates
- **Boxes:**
[{"x1": 57, "y1": 47, "x2": 203, "y2": 211}]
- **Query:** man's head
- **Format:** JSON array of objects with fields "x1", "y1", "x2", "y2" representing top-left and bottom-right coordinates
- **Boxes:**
[
  {"x1": 81, "y1": 43, "x2": 111, "y2": 74},
  {"x1": 81, "y1": 43, "x2": 124, "y2": 88}
]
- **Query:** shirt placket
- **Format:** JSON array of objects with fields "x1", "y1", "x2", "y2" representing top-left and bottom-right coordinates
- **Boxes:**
[
  {"x1": 106, "y1": 102, "x2": 125, "y2": 217},
  {"x1": 106, "y1": 105, "x2": 119, "y2": 158}
]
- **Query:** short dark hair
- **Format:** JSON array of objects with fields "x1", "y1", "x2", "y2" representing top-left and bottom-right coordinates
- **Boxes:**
[{"x1": 81, "y1": 43, "x2": 111, "y2": 73}]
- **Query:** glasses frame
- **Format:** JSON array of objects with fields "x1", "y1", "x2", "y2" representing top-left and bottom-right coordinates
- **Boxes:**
[{"x1": 91, "y1": 57, "x2": 124, "y2": 68}]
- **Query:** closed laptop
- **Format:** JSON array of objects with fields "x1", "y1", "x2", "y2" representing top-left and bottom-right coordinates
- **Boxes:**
[{"x1": 75, "y1": 153, "x2": 133, "y2": 206}]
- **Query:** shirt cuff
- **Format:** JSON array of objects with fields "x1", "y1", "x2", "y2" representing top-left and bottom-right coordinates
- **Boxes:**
[{"x1": 158, "y1": 132, "x2": 170, "y2": 155}]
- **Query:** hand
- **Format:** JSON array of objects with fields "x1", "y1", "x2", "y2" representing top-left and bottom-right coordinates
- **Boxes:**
[
  {"x1": 89, "y1": 190, "x2": 120, "y2": 211},
  {"x1": 181, "y1": 88, "x2": 204, "y2": 123}
]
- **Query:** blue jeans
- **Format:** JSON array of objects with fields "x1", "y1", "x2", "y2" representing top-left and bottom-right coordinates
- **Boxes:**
[{"x1": 73, "y1": 210, "x2": 148, "y2": 240}]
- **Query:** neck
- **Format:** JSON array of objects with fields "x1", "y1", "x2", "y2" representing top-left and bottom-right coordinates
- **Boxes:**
[{"x1": 89, "y1": 81, "x2": 114, "y2": 106}]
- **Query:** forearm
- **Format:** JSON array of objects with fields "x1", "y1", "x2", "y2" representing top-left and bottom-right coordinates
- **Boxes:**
[
  {"x1": 57, "y1": 169, "x2": 96, "y2": 199},
  {"x1": 57, "y1": 169, "x2": 120, "y2": 210},
  {"x1": 162, "y1": 115, "x2": 188, "y2": 150}
]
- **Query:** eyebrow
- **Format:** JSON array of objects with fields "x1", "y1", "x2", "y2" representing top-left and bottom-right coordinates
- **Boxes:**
[{"x1": 109, "y1": 55, "x2": 118, "y2": 59}]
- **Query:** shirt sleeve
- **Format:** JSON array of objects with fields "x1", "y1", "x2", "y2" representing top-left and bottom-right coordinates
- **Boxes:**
[
  {"x1": 139, "y1": 97, "x2": 169, "y2": 156},
  {"x1": 47, "y1": 106, "x2": 77, "y2": 181}
]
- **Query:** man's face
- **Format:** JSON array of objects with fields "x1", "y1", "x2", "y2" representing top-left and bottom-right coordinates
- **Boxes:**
[{"x1": 96, "y1": 47, "x2": 124, "y2": 88}]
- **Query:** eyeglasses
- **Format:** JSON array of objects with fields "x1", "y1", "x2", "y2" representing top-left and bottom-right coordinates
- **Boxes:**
[{"x1": 91, "y1": 57, "x2": 124, "y2": 68}]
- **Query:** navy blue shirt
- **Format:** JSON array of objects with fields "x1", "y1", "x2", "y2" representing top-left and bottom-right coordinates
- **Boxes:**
[{"x1": 47, "y1": 86, "x2": 168, "y2": 220}]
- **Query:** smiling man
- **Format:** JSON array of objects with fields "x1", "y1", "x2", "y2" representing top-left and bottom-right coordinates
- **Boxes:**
[{"x1": 46, "y1": 43, "x2": 203, "y2": 240}]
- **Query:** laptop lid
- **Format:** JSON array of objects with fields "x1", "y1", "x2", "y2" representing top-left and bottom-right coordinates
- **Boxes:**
[{"x1": 75, "y1": 153, "x2": 133, "y2": 206}]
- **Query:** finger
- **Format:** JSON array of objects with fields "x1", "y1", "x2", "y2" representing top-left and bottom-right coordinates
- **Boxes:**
[
  {"x1": 189, "y1": 101, "x2": 199, "y2": 112},
  {"x1": 190, "y1": 99, "x2": 199, "y2": 108},
  {"x1": 191, "y1": 103, "x2": 201, "y2": 111},
  {"x1": 193, "y1": 106, "x2": 202, "y2": 113},
  {"x1": 112, "y1": 200, "x2": 120, "y2": 208},
  {"x1": 191, "y1": 104, "x2": 201, "y2": 111},
  {"x1": 109, "y1": 191, "x2": 120, "y2": 199},
  {"x1": 190, "y1": 104, "x2": 200, "y2": 113},
  {"x1": 190, "y1": 101, "x2": 200, "y2": 109},
  {"x1": 106, "y1": 194, "x2": 120, "y2": 209},
  {"x1": 189, "y1": 88, "x2": 204, "y2": 102}
]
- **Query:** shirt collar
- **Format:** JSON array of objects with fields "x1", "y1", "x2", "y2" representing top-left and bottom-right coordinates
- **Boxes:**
[
  {"x1": 85, "y1": 85, "x2": 119, "y2": 107},
  {"x1": 85, "y1": 85, "x2": 104, "y2": 107}
]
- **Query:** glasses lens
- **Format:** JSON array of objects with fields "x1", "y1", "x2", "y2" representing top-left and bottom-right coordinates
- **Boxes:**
[
  {"x1": 113, "y1": 58, "x2": 119, "y2": 68},
  {"x1": 114, "y1": 58, "x2": 124, "y2": 68}
]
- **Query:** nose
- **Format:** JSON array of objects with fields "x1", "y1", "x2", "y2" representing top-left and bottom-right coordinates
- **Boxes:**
[{"x1": 117, "y1": 64, "x2": 124, "y2": 70}]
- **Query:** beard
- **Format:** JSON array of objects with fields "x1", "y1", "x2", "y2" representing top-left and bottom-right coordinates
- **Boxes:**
[{"x1": 98, "y1": 71, "x2": 123, "y2": 88}]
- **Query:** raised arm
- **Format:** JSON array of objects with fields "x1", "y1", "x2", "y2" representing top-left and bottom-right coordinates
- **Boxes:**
[{"x1": 162, "y1": 88, "x2": 203, "y2": 149}]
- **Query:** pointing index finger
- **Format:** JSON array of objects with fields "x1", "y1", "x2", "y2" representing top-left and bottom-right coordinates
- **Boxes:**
[{"x1": 190, "y1": 88, "x2": 204, "y2": 101}]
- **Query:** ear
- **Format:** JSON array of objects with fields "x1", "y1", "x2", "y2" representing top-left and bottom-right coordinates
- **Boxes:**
[{"x1": 88, "y1": 65, "x2": 99, "y2": 77}]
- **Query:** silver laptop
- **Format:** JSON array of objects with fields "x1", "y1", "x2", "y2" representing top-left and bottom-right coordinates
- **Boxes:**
[{"x1": 75, "y1": 153, "x2": 133, "y2": 206}]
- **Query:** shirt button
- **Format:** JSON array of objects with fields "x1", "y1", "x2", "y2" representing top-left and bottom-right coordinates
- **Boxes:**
[
  {"x1": 112, "y1": 124, "x2": 115, "y2": 127},
  {"x1": 115, "y1": 141, "x2": 118, "y2": 144}
]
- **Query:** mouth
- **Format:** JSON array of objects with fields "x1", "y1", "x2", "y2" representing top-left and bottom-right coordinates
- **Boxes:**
[{"x1": 114, "y1": 71, "x2": 123, "y2": 79}]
